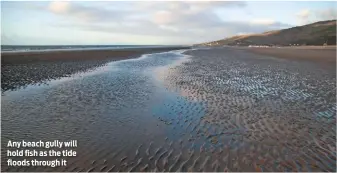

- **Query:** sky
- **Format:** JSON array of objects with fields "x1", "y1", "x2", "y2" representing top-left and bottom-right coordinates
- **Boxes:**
[{"x1": 1, "y1": 1, "x2": 337, "y2": 45}]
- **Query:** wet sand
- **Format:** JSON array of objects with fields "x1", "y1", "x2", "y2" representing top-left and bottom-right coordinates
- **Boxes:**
[
  {"x1": 1, "y1": 47, "x2": 190, "y2": 64},
  {"x1": 158, "y1": 47, "x2": 336, "y2": 171},
  {"x1": 240, "y1": 46, "x2": 336, "y2": 64},
  {"x1": 1, "y1": 47, "x2": 189, "y2": 91},
  {"x1": 1, "y1": 48, "x2": 336, "y2": 172}
]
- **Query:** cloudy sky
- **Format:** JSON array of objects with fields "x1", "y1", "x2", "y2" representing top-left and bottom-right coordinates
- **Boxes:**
[{"x1": 1, "y1": 1, "x2": 336, "y2": 45}]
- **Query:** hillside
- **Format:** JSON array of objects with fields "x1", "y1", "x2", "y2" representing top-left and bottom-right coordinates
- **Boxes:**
[{"x1": 198, "y1": 20, "x2": 336, "y2": 46}]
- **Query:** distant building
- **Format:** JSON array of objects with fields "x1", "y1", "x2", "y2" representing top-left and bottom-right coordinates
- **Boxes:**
[{"x1": 248, "y1": 45, "x2": 270, "y2": 48}]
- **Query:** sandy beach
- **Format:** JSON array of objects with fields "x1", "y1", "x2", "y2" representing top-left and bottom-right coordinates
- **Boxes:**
[
  {"x1": 2, "y1": 47, "x2": 335, "y2": 172},
  {"x1": 2, "y1": 1, "x2": 336, "y2": 172},
  {"x1": 1, "y1": 47, "x2": 189, "y2": 64},
  {"x1": 159, "y1": 47, "x2": 336, "y2": 172},
  {"x1": 239, "y1": 46, "x2": 336, "y2": 64},
  {"x1": 1, "y1": 47, "x2": 189, "y2": 91}
]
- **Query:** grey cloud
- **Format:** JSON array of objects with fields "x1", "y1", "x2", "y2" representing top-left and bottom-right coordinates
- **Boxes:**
[
  {"x1": 46, "y1": 1, "x2": 291, "y2": 44},
  {"x1": 48, "y1": 1, "x2": 133, "y2": 23},
  {"x1": 54, "y1": 19, "x2": 291, "y2": 44},
  {"x1": 135, "y1": 1, "x2": 246, "y2": 11}
]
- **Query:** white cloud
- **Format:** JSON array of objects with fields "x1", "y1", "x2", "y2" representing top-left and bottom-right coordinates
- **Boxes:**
[
  {"x1": 4, "y1": 1, "x2": 294, "y2": 44},
  {"x1": 250, "y1": 19, "x2": 276, "y2": 26},
  {"x1": 296, "y1": 8, "x2": 336, "y2": 25},
  {"x1": 296, "y1": 9, "x2": 310, "y2": 19},
  {"x1": 153, "y1": 11, "x2": 176, "y2": 25},
  {"x1": 51, "y1": 1, "x2": 291, "y2": 44},
  {"x1": 158, "y1": 25, "x2": 180, "y2": 32},
  {"x1": 237, "y1": 32, "x2": 254, "y2": 36},
  {"x1": 48, "y1": 1, "x2": 70, "y2": 14},
  {"x1": 47, "y1": 1, "x2": 131, "y2": 23},
  {"x1": 316, "y1": 8, "x2": 337, "y2": 20}
]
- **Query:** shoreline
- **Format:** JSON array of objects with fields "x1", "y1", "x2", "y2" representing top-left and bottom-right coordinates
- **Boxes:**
[
  {"x1": 1, "y1": 47, "x2": 190, "y2": 92},
  {"x1": 1, "y1": 47, "x2": 190, "y2": 64},
  {"x1": 1, "y1": 45, "x2": 188, "y2": 53}
]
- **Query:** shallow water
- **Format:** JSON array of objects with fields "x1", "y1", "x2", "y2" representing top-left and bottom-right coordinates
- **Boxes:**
[
  {"x1": 1, "y1": 48, "x2": 336, "y2": 172},
  {"x1": 2, "y1": 50, "x2": 213, "y2": 172}
]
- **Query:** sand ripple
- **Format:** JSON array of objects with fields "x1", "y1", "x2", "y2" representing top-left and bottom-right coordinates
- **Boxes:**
[{"x1": 1, "y1": 48, "x2": 336, "y2": 172}]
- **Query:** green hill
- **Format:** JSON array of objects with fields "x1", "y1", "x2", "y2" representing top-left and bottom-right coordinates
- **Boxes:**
[{"x1": 198, "y1": 20, "x2": 336, "y2": 46}]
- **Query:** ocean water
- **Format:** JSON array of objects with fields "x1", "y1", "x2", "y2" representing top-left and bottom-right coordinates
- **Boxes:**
[{"x1": 1, "y1": 45, "x2": 187, "y2": 53}]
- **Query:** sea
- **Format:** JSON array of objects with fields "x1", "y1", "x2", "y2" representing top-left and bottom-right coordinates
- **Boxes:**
[{"x1": 1, "y1": 45, "x2": 188, "y2": 53}]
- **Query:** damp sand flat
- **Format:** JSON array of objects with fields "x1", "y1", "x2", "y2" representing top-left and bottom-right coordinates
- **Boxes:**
[
  {"x1": 238, "y1": 46, "x2": 336, "y2": 64},
  {"x1": 1, "y1": 46, "x2": 188, "y2": 92},
  {"x1": 2, "y1": 48, "x2": 336, "y2": 172},
  {"x1": 158, "y1": 47, "x2": 336, "y2": 172}
]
